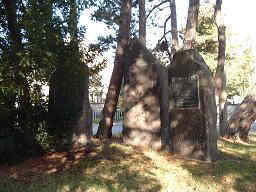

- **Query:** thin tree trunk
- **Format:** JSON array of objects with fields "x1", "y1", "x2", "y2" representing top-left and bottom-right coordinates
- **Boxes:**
[
  {"x1": 214, "y1": 0, "x2": 227, "y2": 135},
  {"x1": 139, "y1": 0, "x2": 146, "y2": 45},
  {"x1": 69, "y1": 0, "x2": 79, "y2": 48},
  {"x1": 43, "y1": 0, "x2": 58, "y2": 52},
  {"x1": 96, "y1": 0, "x2": 132, "y2": 138},
  {"x1": 184, "y1": 0, "x2": 200, "y2": 50},
  {"x1": 170, "y1": 0, "x2": 179, "y2": 55}
]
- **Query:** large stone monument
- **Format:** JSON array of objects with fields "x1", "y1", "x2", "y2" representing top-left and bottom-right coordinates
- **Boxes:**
[
  {"x1": 122, "y1": 39, "x2": 170, "y2": 150},
  {"x1": 168, "y1": 49, "x2": 218, "y2": 161},
  {"x1": 48, "y1": 63, "x2": 92, "y2": 148}
]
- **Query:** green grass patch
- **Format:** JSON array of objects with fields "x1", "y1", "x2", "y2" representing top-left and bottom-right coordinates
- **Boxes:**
[{"x1": 1, "y1": 134, "x2": 256, "y2": 192}]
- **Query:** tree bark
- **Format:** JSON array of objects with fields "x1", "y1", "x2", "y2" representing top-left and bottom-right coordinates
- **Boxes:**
[
  {"x1": 3, "y1": 0, "x2": 33, "y2": 141},
  {"x1": 139, "y1": 0, "x2": 146, "y2": 45},
  {"x1": 214, "y1": 0, "x2": 227, "y2": 135},
  {"x1": 170, "y1": 0, "x2": 179, "y2": 55},
  {"x1": 43, "y1": 0, "x2": 58, "y2": 52},
  {"x1": 184, "y1": 0, "x2": 200, "y2": 50},
  {"x1": 96, "y1": 0, "x2": 132, "y2": 138},
  {"x1": 224, "y1": 87, "x2": 256, "y2": 141},
  {"x1": 3, "y1": 0, "x2": 22, "y2": 52},
  {"x1": 69, "y1": 0, "x2": 79, "y2": 48}
]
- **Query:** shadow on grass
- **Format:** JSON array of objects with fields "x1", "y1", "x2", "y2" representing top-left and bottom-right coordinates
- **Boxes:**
[
  {"x1": 0, "y1": 139, "x2": 161, "y2": 192},
  {"x1": 180, "y1": 137, "x2": 256, "y2": 192},
  {"x1": 248, "y1": 133, "x2": 256, "y2": 145}
]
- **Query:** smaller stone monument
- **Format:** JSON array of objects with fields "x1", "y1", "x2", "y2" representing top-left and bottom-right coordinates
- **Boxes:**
[{"x1": 168, "y1": 49, "x2": 218, "y2": 161}]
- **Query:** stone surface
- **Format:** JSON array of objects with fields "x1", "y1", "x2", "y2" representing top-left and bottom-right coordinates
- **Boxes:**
[
  {"x1": 168, "y1": 49, "x2": 218, "y2": 161},
  {"x1": 224, "y1": 88, "x2": 256, "y2": 141},
  {"x1": 48, "y1": 64, "x2": 92, "y2": 147},
  {"x1": 122, "y1": 39, "x2": 170, "y2": 150}
]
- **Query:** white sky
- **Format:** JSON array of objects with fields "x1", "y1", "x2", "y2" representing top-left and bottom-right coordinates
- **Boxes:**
[
  {"x1": 80, "y1": 0, "x2": 256, "y2": 93},
  {"x1": 223, "y1": 1, "x2": 256, "y2": 36}
]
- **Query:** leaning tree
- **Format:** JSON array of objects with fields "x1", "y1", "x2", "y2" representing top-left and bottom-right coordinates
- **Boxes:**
[{"x1": 96, "y1": 0, "x2": 132, "y2": 138}]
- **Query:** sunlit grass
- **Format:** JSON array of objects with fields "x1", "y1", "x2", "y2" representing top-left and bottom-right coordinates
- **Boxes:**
[{"x1": 1, "y1": 134, "x2": 256, "y2": 192}]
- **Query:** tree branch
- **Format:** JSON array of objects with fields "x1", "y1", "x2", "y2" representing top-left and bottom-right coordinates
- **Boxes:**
[
  {"x1": 146, "y1": 0, "x2": 169, "y2": 19},
  {"x1": 163, "y1": 15, "x2": 172, "y2": 58}
]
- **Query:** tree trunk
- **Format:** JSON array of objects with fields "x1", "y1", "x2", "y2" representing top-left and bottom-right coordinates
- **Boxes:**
[
  {"x1": 224, "y1": 86, "x2": 256, "y2": 141},
  {"x1": 214, "y1": 0, "x2": 227, "y2": 135},
  {"x1": 184, "y1": 0, "x2": 200, "y2": 50},
  {"x1": 43, "y1": 0, "x2": 58, "y2": 52},
  {"x1": 3, "y1": 0, "x2": 22, "y2": 53},
  {"x1": 3, "y1": 0, "x2": 33, "y2": 141},
  {"x1": 69, "y1": 0, "x2": 79, "y2": 48},
  {"x1": 139, "y1": 0, "x2": 146, "y2": 45},
  {"x1": 96, "y1": 0, "x2": 132, "y2": 138},
  {"x1": 170, "y1": 0, "x2": 179, "y2": 55}
]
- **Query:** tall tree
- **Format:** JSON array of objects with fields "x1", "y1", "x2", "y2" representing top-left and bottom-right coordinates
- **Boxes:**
[
  {"x1": 139, "y1": 0, "x2": 146, "y2": 45},
  {"x1": 96, "y1": 0, "x2": 132, "y2": 138},
  {"x1": 184, "y1": 0, "x2": 200, "y2": 50},
  {"x1": 3, "y1": 0, "x2": 34, "y2": 144},
  {"x1": 214, "y1": 0, "x2": 227, "y2": 135},
  {"x1": 196, "y1": 3, "x2": 254, "y2": 100},
  {"x1": 69, "y1": 0, "x2": 79, "y2": 47},
  {"x1": 69, "y1": 0, "x2": 92, "y2": 146},
  {"x1": 48, "y1": 0, "x2": 92, "y2": 147},
  {"x1": 170, "y1": 0, "x2": 179, "y2": 55},
  {"x1": 2, "y1": 0, "x2": 21, "y2": 53}
]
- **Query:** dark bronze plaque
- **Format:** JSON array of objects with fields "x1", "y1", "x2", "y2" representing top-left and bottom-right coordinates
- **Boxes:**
[{"x1": 170, "y1": 75, "x2": 199, "y2": 108}]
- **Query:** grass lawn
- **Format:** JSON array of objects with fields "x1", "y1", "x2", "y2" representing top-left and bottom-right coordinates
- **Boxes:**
[{"x1": 0, "y1": 134, "x2": 256, "y2": 192}]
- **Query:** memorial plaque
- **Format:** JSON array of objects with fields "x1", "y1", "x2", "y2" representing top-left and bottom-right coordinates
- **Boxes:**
[
  {"x1": 168, "y1": 49, "x2": 218, "y2": 161},
  {"x1": 170, "y1": 74, "x2": 199, "y2": 108}
]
